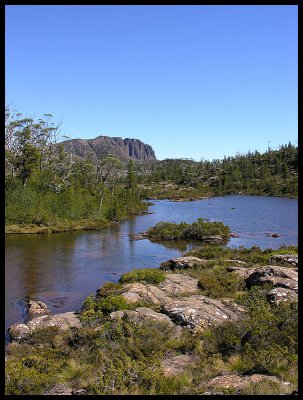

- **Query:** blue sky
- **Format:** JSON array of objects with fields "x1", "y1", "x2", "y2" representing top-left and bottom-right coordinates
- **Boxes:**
[{"x1": 5, "y1": 5, "x2": 297, "y2": 161}]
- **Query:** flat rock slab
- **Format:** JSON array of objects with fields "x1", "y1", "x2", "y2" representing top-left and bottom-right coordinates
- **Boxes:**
[
  {"x1": 158, "y1": 274, "x2": 199, "y2": 295},
  {"x1": 110, "y1": 307, "x2": 174, "y2": 326},
  {"x1": 162, "y1": 295, "x2": 245, "y2": 332},
  {"x1": 161, "y1": 354, "x2": 199, "y2": 376},
  {"x1": 122, "y1": 282, "x2": 168, "y2": 305},
  {"x1": 160, "y1": 257, "x2": 211, "y2": 271},
  {"x1": 201, "y1": 373, "x2": 291, "y2": 393},
  {"x1": 121, "y1": 274, "x2": 199, "y2": 305}
]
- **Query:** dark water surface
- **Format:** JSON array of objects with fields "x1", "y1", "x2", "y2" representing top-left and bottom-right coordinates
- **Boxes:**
[{"x1": 5, "y1": 195, "x2": 297, "y2": 332}]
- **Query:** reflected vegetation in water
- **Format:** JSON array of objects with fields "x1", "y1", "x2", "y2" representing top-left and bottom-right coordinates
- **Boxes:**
[{"x1": 5, "y1": 195, "x2": 297, "y2": 331}]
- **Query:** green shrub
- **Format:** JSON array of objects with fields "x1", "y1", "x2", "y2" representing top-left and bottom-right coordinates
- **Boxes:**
[
  {"x1": 96, "y1": 281, "x2": 124, "y2": 298},
  {"x1": 95, "y1": 294, "x2": 128, "y2": 315},
  {"x1": 197, "y1": 268, "x2": 245, "y2": 298},
  {"x1": 120, "y1": 268, "x2": 165, "y2": 284},
  {"x1": 146, "y1": 218, "x2": 230, "y2": 241}
]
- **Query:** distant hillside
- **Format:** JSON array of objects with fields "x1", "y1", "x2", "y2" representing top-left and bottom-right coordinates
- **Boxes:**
[{"x1": 60, "y1": 136, "x2": 157, "y2": 161}]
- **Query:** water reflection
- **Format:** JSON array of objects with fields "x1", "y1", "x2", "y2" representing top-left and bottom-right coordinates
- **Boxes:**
[{"x1": 6, "y1": 196, "x2": 297, "y2": 332}]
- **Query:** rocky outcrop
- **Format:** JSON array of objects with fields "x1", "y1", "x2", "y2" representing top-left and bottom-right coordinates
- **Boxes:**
[
  {"x1": 161, "y1": 296, "x2": 245, "y2": 333},
  {"x1": 267, "y1": 287, "x2": 298, "y2": 304},
  {"x1": 120, "y1": 274, "x2": 244, "y2": 332},
  {"x1": 245, "y1": 266, "x2": 298, "y2": 292},
  {"x1": 201, "y1": 374, "x2": 291, "y2": 394},
  {"x1": 110, "y1": 307, "x2": 175, "y2": 327},
  {"x1": 158, "y1": 274, "x2": 199, "y2": 295},
  {"x1": 269, "y1": 254, "x2": 298, "y2": 267},
  {"x1": 121, "y1": 274, "x2": 199, "y2": 305},
  {"x1": 160, "y1": 256, "x2": 211, "y2": 271},
  {"x1": 60, "y1": 136, "x2": 156, "y2": 162},
  {"x1": 9, "y1": 300, "x2": 82, "y2": 342},
  {"x1": 121, "y1": 282, "x2": 168, "y2": 305}
]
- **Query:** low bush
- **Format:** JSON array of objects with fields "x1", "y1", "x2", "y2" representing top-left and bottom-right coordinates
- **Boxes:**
[
  {"x1": 146, "y1": 218, "x2": 230, "y2": 241},
  {"x1": 197, "y1": 267, "x2": 245, "y2": 298},
  {"x1": 119, "y1": 268, "x2": 165, "y2": 284}
]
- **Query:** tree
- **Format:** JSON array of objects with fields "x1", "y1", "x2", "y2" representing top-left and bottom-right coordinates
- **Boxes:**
[{"x1": 126, "y1": 160, "x2": 137, "y2": 190}]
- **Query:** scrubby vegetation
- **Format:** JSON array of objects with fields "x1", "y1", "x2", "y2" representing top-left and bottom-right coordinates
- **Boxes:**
[
  {"x1": 5, "y1": 107, "x2": 147, "y2": 233},
  {"x1": 5, "y1": 106, "x2": 297, "y2": 234},
  {"x1": 146, "y1": 218, "x2": 230, "y2": 241},
  {"x1": 185, "y1": 244, "x2": 298, "y2": 266},
  {"x1": 135, "y1": 142, "x2": 298, "y2": 199},
  {"x1": 5, "y1": 245, "x2": 298, "y2": 395},
  {"x1": 119, "y1": 268, "x2": 166, "y2": 284}
]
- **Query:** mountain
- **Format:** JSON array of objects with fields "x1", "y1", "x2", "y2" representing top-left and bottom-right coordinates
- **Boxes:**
[{"x1": 59, "y1": 136, "x2": 157, "y2": 162}]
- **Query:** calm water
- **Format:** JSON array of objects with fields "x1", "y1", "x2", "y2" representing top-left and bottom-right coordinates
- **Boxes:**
[{"x1": 5, "y1": 195, "x2": 297, "y2": 333}]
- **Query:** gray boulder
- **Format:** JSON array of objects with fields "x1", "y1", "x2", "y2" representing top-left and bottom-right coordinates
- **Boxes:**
[
  {"x1": 200, "y1": 374, "x2": 291, "y2": 394},
  {"x1": 269, "y1": 254, "x2": 298, "y2": 267},
  {"x1": 245, "y1": 266, "x2": 298, "y2": 292},
  {"x1": 8, "y1": 300, "x2": 82, "y2": 342},
  {"x1": 160, "y1": 256, "x2": 210, "y2": 271},
  {"x1": 121, "y1": 274, "x2": 199, "y2": 305},
  {"x1": 110, "y1": 307, "x2": 175, "y2": 327},
  {"x1": 267, "y1": 287, "x2": 298, "y2": 304},
  {"x1": 162, "y1": 295, "x2": 245, "y2": 332}
]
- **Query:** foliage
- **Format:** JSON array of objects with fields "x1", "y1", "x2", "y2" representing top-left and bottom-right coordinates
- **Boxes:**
[
  {"x1": 135, "y1": 142, "x2": 298, "y2": 199},
  {"x1": 119, "y1": 268, "x2": 166, "y2": 284},
  {"x1": 197, "y1": 267, "x2": 245, "y2": 298},
  {"x1": 202, "y1": 288, "x2": 298, "y2": 378},
  {"x1": 146, "y1": 218, "x2": 230, "y2": 241},
  {"x1": 185, "y1": 244, "x2": 298, "y2": 266}
]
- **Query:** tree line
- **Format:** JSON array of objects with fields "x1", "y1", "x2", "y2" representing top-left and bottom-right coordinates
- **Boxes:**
[
  {"x1": 134, "y1": 143, "x2": 298, "y2": 198},
  {"x1": 5, "y1": 107, "x2": 298, "y2": 228},
  {"x1": 5, "y1": 107, "x2": 144, "y2": 227}
]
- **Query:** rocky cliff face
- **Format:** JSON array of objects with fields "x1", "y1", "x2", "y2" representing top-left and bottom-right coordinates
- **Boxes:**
[{"x1": 60, "y1": 135, "x2": 156, "y2": 161}]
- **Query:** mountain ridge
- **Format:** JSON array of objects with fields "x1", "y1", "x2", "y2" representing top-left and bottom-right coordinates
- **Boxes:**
[{"x1": 60, "y1": 135, "x2": 156, "y2": 161}]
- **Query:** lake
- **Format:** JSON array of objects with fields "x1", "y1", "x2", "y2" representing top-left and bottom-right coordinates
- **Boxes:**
[{"x1": 5, "y1": 195, "x2": 297, "y2": 335}]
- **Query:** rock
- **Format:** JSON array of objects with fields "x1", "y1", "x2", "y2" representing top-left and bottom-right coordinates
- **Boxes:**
[
  {"x1": 8, "y1": 300, "x2": 82, "y2": 342},
  {"x1": 158, "y1": 274, "x2": 199, "y2": 296},
  {"x1": 161, "y1": 354, "x2": 199, "y2": 376},
  {"x1": 230, "y1": 233, "x2": 239, "y2": 238},
  {"x1": 202, "y1": 236, "x2": 228, "y2": 244},
  {"x1": 26, "y1": 300, "x2": 51, "y2": 322},
  {"x1": 267, "y1": 287, "x2": 298, "y2": 304},
  {"x1": 160, "y1": 256, "x2": 210, "y2": 271},
  {"x1": 8, "y1": 323, "x2": 30, "y2": 341},
  {"x1": 269, "y1": 254, "x2": 298, "y2": 267},
  {"x1": 245, "y1": 266, "x2": 298, "y2": 292},
  {"x1": 121, "y1": 282, "x2": 168, "y2": 305},
  {"x1": 121, "y1": 274, "x2": 199, "y2": 305},
  {"x1": 130, "y1": 233, "x2": 147, "y2": 241},
  {"x1": 27, "y1": 311, "x2": 82, "y2": 331},
  {"x1": 161, "y1": 295, "x2": 245, "y2": 332},
  {"x1": 226, "y1": 266, "x2": 255, "y2": 279},
  {"x1": 110, "y1": 307, "x2": 175, "y2": 327},
  {"x1": 61, "y1": 136, "x2": 156, "y2": 162},
  {"x1": 201, "y1": 374, "x2": 291, "y2": 393},
  {"x1": 72, "y1": 389, "x2": 87, "y2": 395},
  {"x1": 43, "y1": 384, "x2": 72, "y2": 395}
]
